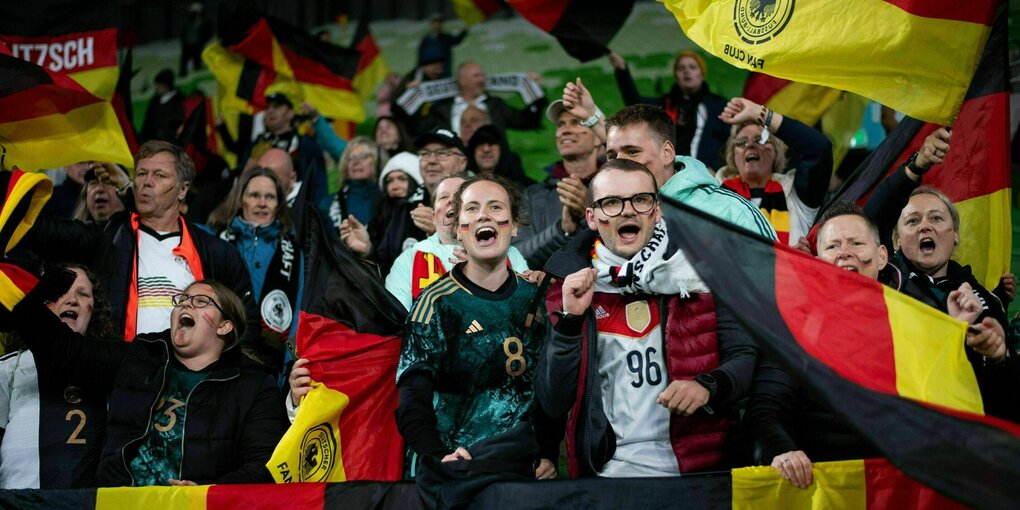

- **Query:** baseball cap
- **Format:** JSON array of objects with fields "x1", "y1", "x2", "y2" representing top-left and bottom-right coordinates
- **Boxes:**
[{"x1": 414, "y1": 128, "x2": 466, "y2": 154}]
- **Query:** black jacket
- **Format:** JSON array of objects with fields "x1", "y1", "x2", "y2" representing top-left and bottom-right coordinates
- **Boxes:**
[
  {"x1": 11, "y1": 296, "x2": 288, "y2": 486},
  {"x1": 23, "y1": 211, "x2": 268, "y2": 364}
]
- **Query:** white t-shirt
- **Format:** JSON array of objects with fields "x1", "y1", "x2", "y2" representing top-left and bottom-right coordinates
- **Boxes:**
[
  {"x1": 135, "y1": 227, "x2": 195, "y2": 335},
  {"x1": 593, "y1": 295, "x2": 680, "y2": 477},
  {"x1": 0, "y1": 351, "x2": 40, "y2": 488}
]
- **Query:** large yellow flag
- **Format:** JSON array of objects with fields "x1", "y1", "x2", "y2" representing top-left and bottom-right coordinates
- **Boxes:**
[
  {"x1": 266, "y1": 383, "x2": 349, "y2": 483},
  {"x1": 660, "y1": 0, "x2": 998, "y2": 124}
]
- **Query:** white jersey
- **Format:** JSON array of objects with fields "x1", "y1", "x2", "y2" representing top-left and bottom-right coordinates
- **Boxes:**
[
  {"x1": 135, "y1": 227, "x2": 195, "y2": 335},
  {"x1": 592, "y1": 294, "x2": 680, "y2": 477}
]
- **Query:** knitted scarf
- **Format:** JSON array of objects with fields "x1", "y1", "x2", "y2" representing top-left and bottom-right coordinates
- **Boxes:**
[
  {"x1": 590, "y1": 220, "x2": 708, "y2": 296},
  {"x1": 723, "y1": 177, "x2": 790, "y2": 245}
]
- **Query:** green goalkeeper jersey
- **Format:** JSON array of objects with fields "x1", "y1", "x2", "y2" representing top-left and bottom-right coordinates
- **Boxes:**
[{"x1": 397, "y1": 264, "x2": 546, "y2": 452}]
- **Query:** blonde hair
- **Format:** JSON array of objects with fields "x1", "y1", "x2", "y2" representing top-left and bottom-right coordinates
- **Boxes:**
[{"x1": 724, "y1": 122, "x2": 788, "y2": 177}]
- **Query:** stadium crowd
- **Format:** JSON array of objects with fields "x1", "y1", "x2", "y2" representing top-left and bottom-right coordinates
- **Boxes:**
[{"x1": 0, "y1": 9, "x2": 1017, "y2": 509}]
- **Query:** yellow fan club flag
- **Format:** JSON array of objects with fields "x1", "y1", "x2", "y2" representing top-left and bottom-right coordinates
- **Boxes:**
[
  {"x1": 659, "y1": 0, "x2": 998, "y2": 124},
  {"x1": 267, "y1": 382, "x2": 349, "y2": 483}
]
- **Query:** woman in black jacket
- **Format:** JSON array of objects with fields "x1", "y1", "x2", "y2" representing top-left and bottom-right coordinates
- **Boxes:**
[{"x1": 8, "y1": 275, "x2": 288, "y2": 486}]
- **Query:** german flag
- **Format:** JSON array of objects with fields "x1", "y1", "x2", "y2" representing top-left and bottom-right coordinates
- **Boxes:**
[
  {"x1": 821, "y1": 3, "x2": 1010, "y2": 290},
  {"x1": 662, "y1": 0, "x2": 999, "y2": 124},
  {"x1": 218, "y1": 9, "x2": 365, "y2": 123},
  {"x1": 0, "y1": 459, "x2": 970, "y2": 508},
  {"x1": 658, "y1": 194, "x2": 1020, "y2": 508},
  {"x1": 273, "y1": 209, "x2": 406, "y2": 481},
  {"x1": 111, "y1": 47, "x2": 139, "y2": 156},
  {"x1": 508, "y1": 0, "x2": 636, "y2": 62},
  {"x1": 454, "y1": 0, "x2": 506, "y2": 25},
  {"x1": 350, "y1": 11, "x2": 388, "y2": 103},
  {"x1": 743, "y1": 73, "x2": 869, "y2": 168},
  {"x1": 0, "y1": 0, "x2": 120, "y2": 100},
  {"x1": 0, "y1": 46, "x2": 132, "y2": 170}
]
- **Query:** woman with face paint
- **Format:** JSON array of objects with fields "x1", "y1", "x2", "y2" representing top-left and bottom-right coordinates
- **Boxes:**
[
  {"x1": 394, "y1": 175, "x2": 559, "y2": 502},
  {"x1": 0, "y1": 264, "x2": 116, "y2": 488},
  {"x1": 2, "y1": 271, "x2": 288, "y2": 487}
]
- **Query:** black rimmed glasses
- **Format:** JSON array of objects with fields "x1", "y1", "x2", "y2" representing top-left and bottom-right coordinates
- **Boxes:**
[
  {"x1": 592, "y1": 192, "x2": 658, "y2": 217},
  {"x1": 171, "y1": 293, "x2": 224, "y2": 313}
]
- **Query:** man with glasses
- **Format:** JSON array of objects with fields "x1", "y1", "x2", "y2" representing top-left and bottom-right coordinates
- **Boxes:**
[
  {"x1": 536, "y1": 158, "x2": 757, "y2": 478},
  {"x1": 409, "y1": 128, "x2": 469, "y2": 236}
]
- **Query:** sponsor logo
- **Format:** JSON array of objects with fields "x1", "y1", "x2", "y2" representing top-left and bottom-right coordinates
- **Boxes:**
[
  {"x1": 300, "y1": 423, "x2": 337, "y2": 482},
  {"x1": 733, "y1": 0, "x2": 795, "y2": 45}
]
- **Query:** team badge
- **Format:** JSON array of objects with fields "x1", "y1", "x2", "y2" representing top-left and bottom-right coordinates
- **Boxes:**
[
  {"x1": 300, "y1": 423, "x2": 337, "y2": 482},
  {"x1": 733, "y1": 0, "x2": 795, "y2": 45},
  {"x1": 261, "y1": 289, "x2": 293, "y2": 333},
  {"x1": 625, "y1": 301, "x2": 651, "y2": 333}
]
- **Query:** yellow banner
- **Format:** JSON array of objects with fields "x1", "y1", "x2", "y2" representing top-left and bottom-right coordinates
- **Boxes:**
[
  {"x1": 267, "y1": 382, "x2": 349, "y2": 483},
  {"x1": 661, "y1": 0, "x2": 990, "y2": 124}
]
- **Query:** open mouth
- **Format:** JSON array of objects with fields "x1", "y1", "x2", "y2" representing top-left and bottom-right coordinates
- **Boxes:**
[
  {"x1": 617, "y1": 224, "x2": 640, "y2": 242},
  {"x1": 475, "y1": 226, "x2": 498, "y2": 246},
  {"x1": 744, "y1": 154, "x2": 761, "y2": 163},
  {"x1": 919, "y1": 237, "x2": 937, "y2": 253},
  {"x1": 59, "y1": 310, "x2": 79, "y2": 321},
  {"x1": 177, "y1": 313, "x2": 195, "y2": 330},
  {"x1": 837, "y1": 263, "x2": 859, "y2": 272}
]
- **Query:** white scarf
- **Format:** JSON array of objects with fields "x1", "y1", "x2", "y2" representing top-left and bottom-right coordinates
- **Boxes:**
[{"x1": 591, "y1": 221, "x2": 709, "y2": 297}]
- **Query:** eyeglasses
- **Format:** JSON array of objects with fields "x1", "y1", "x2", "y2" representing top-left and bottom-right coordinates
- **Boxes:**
[
  {"x1": 171, "y1": 293, "x2": 224, "y2": 312},
  {"x1": 592, "y1": 192, "x2": 658, "y2": 217},
  {"x1": 418, "y1": 149, "x2": 463, "y2": 160},
  {"x1": 733, "y1": 136, "x2": 774, "y2": 149}
]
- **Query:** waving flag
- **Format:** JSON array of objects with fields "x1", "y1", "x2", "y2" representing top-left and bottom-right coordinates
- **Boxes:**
[
  {"x1": 350, "y1": 12, "x2": 388, "y2": 102},
  {"x1": 0, "y1": 48, "x2": 132, "y2": 170},
  {"x1": 508, "y1": 0, "x2": 636, "y2": 61},
  {"x1": 658, "y1": 194, "x2": 1020, "y2": 509},
  {"x1": 217, "y1": 9, "x2": 364, "y2": 123},
  {"x1": 270, "y1": 209, "x2": 406, "y2": 482},
  {"x1": 660, "y1": 0, "x2": 998, "y2": 124},
  {"x1": 0, "y1": 0, "x2": 132, "y2": 169},
  {"x1": 0, "y1": 0, "x2": 120, "y2": 100},
  {"x1": 820, "y1": 4, "x2": 1010, "y2": 289}
]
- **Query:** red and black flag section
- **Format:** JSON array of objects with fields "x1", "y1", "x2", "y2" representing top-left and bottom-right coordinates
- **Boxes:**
[
  {"x1": 0, "y1": 47, "x2": 132, "y2": 170},
  {"x1": 508, "y1": 0, "x2": 636, "y2": 62},
  {"x1": 658, "y1": 193, "x2": 1020, "y2": 509},
  {"x1": 821, "y1": 3, "x2": 1010, "y2": 290},
  {"x1": 350, "y1": 10, "x2": 388, "y2": 102},
  {"x1": 217, "y1": 6, "x2": 365, "y2": 122},
  {"x1": 274, "y1": 209, "x2": 407, "y2": 482}
]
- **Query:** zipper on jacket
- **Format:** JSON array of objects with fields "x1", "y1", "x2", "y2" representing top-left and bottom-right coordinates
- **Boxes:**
[
  {"x1": 121, "y1": 338, "x2": 172, "y2": 487},
  {"x1": 178, "y1": 372, "x2": 239, "y2": 480},
  {"x1": 583, "y1": 311, "x2": 599, "y2": 475}
]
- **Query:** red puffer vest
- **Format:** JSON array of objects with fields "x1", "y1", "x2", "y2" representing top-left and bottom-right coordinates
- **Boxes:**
[{"x1": 548, "y1": 282, "x2": 732, "y2": 476}]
